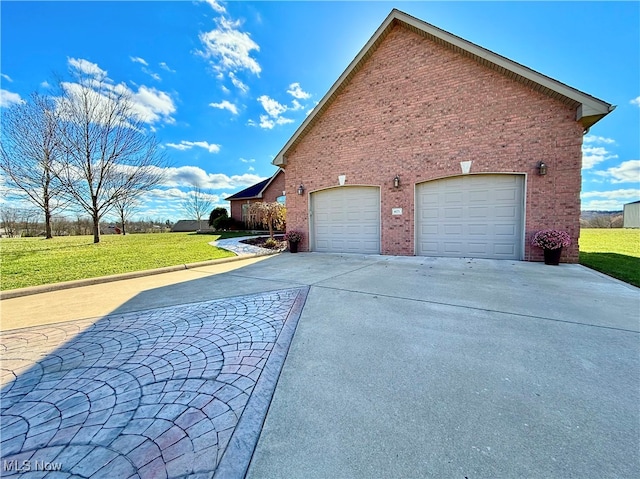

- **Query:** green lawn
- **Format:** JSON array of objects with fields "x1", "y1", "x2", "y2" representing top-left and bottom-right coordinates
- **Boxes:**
[
  {"x1": 0, "y1": 232, "x2": 248, "y2": 291},
  {"x1": 579, "y1": 229, "x2": 640, "y2": 287}
]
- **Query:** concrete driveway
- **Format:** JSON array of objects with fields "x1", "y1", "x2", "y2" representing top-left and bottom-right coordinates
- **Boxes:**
[{"x1": 1, "y1": 254, "x2": 638, "y2": 478}]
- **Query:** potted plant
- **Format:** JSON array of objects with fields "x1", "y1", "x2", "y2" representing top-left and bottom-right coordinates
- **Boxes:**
[
  {"x1": 284, "y1": 230, "x2": 303, "y2": 253},
  {"x1": 531, "y1": 229, "x2": 571, "y2": 265}
]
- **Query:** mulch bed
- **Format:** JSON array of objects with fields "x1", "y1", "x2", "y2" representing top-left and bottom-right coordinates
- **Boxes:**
[{"x1": 241, "y1": 235, "x2": 288, "y2": 251}]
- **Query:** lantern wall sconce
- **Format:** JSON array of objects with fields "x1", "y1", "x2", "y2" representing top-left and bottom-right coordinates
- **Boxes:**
[
  {"x1": 393, "y1": 175, "x2": 400, "y2": 188},
  {"x1": 297, "y1": 184, "x2": 305, "y2": 195},
  {"x1": 537, "y1": 162, "x2": 547, "y2": 176}
]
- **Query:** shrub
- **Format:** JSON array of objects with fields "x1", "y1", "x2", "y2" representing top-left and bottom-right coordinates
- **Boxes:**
[
  {"x1": 208, "y1": 207, "x2": 229, "y2": 227},
  {"x1": 213, "y1": 216, "x2": 237, "y2": 230},
  {"x1": 264, "y1": 237, "x2": 279, "y2": 248}
]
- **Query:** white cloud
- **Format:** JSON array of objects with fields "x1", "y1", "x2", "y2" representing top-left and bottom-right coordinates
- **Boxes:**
[
  {"x1": 595, "y1": 160, "x2": 640, "y2": 184},
  {"x1": 130, "y1": 86, "x2": 175, "y2": 123},
  {"x1": 131, "y1": 57, "x2": 162, "y2": 81},
  {"x1": 258, "y1": 95, "x2": 287, "y2": 117},
  {"x1": 229, "y1": 72, "x2": 248, "y2": 93},
  {"x1": 166, "y1": 141, "x2": 221, "y2": 154},
  {"x1": 630, "y1": 96, "x2": 640, "y2": 107},
  {"x1": 68, "y1": 57, "x2": 108, "y2": 80},
  {"x1": 276, "y1": 116, "x2": 294, "y2": 125},
  {"x1": 159, "y1": 62, "x2": 176, "y2": 73},
  {"x1": 203, "y1": 0, "x2": 226, "y2": 13},
  {"x1": 198, "y1": 17, "x2": 261, "y2": 76},
  {"x1": 209, "y1": 100, "x2": 238, "y2": 115},
  {"x1": 40, "y1": 81, "x2": 51, "y2": 88},
  {"x1": 240, "y1": 158, "x2": 255, "y2": 163},
  {"x1": 253, "y1": 95, "x2": 294, "y2": 129},
  {"x1": 583, "y1": 135, "x2": 615, "y2": 145},
  {"x1": 64, "y1": 58, "x2": 176, "y2": 125},
  {"x1": 248, "y1": 166, "x2": 255, "y2": 172},
  {"x1": 581, "y1": 188, "x2": 640, "y2": 210},
  {"x1": 130, "y1": 56, "x2": 149, "y2": 66},
  {"x1": 0, "y1": 89, "x2": 25, "y2": 108},
  {"x1": 582, "y1": 188, "x2": 640, "y2": 199},
  {"x1": 257, "y1": 115, "x2": 275, "y2": 129},
  {"x1": 151, "y1": 165, "x2": 265, "y2": 190},
  {"x1": 582, "y1": 146, "x2": 618, "y2": 169},
  {"x1": 287, "y1": 82, "x2": 310, "y2": 99},
  {"x1": 1, "y1": 73, "x2": 13, "y2": 82}
]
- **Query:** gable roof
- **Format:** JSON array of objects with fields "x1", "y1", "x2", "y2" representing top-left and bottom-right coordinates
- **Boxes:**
[
  {"x1": 225, "y1": 169, "x2": 284, "y2": 201},
  {"x1": 274, "y1": 9, "x2": 614, "y2": 167}
]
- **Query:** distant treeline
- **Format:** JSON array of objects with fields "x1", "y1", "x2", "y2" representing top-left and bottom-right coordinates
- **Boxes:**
[
  {"x1": 580, "y1": 211, "x2": 623, "y2": 228},
  {"x1": 0, "y1": 207, "x2": 172, "y2": 237}
]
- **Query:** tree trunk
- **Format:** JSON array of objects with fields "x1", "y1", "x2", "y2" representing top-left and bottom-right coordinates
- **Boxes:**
[
  {"x1": 44, "y1": 207, "x2": 52, "y2": 239},
  {"x1": 92, "y1": 214, "x2": 100, "y2": 243}
]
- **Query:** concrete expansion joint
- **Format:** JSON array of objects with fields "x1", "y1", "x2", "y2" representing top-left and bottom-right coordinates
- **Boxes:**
[{"x1": 312, "y1": 284, "x2": 640, "y2": 334}]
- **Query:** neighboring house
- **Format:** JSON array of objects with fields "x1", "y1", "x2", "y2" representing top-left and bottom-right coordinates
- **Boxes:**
[
  {"x1": 623, "y1": 201, "x2": 640, "y2": 228},
  {"x1": 171, "y1": 220, "x2": 202, "y2": 232},
  {"x1": 273, "y1": 9, "x2": 614, "y2": 263},
  {"x1": 226, "y1": 169, "x2": 286, "y2": 225}
]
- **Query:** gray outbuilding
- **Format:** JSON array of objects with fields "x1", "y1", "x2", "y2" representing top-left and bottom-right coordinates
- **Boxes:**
[{"x1": 623, "y1": 201, "x2": 640, "y2": 228}]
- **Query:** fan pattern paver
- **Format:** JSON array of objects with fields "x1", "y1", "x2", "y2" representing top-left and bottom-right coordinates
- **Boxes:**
[{"x1": 0, "y1": 288, "x2": 305, "y2": 478}]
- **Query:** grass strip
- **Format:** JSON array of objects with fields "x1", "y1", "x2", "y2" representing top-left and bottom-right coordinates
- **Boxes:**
[
  {"x1": 579, "y1": 229, "x2": 640, "y2": 287},
  {"x1": 0, "y1": 232, "x2": 247, "y2": 290}
]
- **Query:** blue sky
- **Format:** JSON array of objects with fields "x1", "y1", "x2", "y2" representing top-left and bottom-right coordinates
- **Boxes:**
[{"x1": 1, "y1": 1, "x2": 638, "y2": 222}]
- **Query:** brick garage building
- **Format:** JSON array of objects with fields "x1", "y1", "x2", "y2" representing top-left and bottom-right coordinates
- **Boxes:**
[
  {"x1": 226, "y1": 169, "x2": 285, "y2": 225},
  {"x1": 273, "y1": 9, "x2": 613, "y2": 263}
]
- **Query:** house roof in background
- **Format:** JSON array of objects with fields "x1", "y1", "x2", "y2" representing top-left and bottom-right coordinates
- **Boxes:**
[
  {"x1": 225, "y1": 169, "x2": 284, "y2": 201},
  {"x1": 273, "y1": 8, "x2": 615, "y2": 167}
]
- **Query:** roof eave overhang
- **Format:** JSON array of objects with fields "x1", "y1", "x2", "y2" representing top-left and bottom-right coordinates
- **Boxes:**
[
  {"x1": 273, "y1": 9, "x2": 614, "y2": 166},
  {"x1": 225, "y1": 194, "x2": 262, "y2": 202}
]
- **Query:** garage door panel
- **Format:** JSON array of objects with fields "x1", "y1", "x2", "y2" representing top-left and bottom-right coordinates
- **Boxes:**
[
  {"x1": 495, "y1": 206, "x2": 517, "y2": 218},
  {"x1": 443, "y1": 242, "x2": 463, "y2": 254},
  {"x1": 495, "y1": 224, "x2": 517, "y2": 236},
  {"x1": 495, "y1": 189, "x2": 517, "y2": 201},
  {"x1": 417, "y1": 175, "x2": 524, "y2": 260},
  {"x1": 495, "y1": 243, "x2": 516, "y2": 256},
  {"x1": 312, "y1": 187, "x2": 380, "y2": 254},
  {"x1": 469, "y1": 206, "x2": 489, "y2": 217},
  {"x1": 469, "y1": 190, "x2": 489, "y2": 202},
  {"x1": 468, "y1": 224, "x2": 488, "y2": 235},
  {"x1": 444, "y1": 224, "x2": 463, "y2": 235},
  {"x1": 444, "y1": 207, "x2": 463, "y2": 218},
  {"x1": 468, "y1": 243, "x2": 489, "y2": 254}
]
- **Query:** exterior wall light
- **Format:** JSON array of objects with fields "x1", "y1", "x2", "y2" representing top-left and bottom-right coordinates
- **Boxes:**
[
  {"x1": 297, "y1": 184, "x2": 305, "y2": 195},
  {"x1": 393, "y1": 175, "x2": 400, "y2": 188},
  {"x1": 537, "y1": 162, "x2": 547, "y2": 176}
]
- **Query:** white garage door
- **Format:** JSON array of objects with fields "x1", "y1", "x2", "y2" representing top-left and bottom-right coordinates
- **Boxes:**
[
  {"x1": 311, "y1": 187, "x2": 380, "y2": 254},
  {"x1": 416, "y1": 175, "x2": 524, "y2": 259}
]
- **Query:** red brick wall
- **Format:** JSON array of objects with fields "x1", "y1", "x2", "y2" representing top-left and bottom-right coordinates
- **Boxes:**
[
  {"x1": 229, "y1": 171, "x2": 286, "y2": 223},
  {"x1": 263, "y1": 170, "x2": 286, "y2": 203},
  {"x1": 283, "y1": 25, "x2": 583, "y2": 262}
]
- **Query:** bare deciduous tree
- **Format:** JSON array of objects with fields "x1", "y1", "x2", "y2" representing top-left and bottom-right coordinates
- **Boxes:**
[
  {"x1": 111, "y1": 194, "x2": 140, "y2": 236},
  {"x1": 54, "y1": 76, "x2": 166, "y2": 243},
  {"x1": 0, "y1": 206, "x2": 20, "y2": 237},
  {"x1": 249, "y1": 202, "x2": 286, "y2": 238},
  {"x1": 182, "y1": 184, "x2": 214, "y2": 231},
  {"x1": 0, "y1": 93, "x2": 68, "y2": 238}
]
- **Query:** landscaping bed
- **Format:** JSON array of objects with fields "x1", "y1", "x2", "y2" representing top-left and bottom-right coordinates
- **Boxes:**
[{"x1": 241, "y1": 235, "x2": 288, "y2": 252}]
